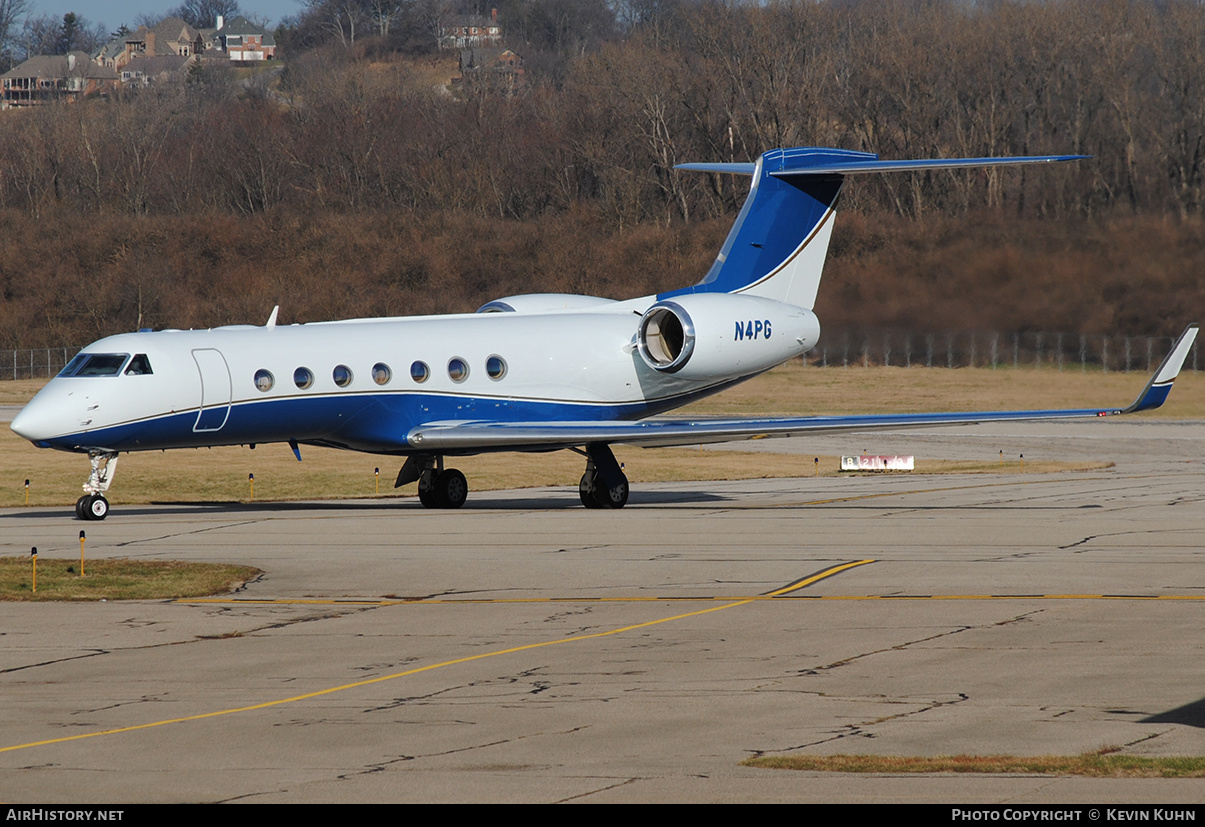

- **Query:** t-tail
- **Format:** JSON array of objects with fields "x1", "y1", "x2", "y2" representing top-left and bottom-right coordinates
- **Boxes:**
[{"x1": 665, "y1": 147, "x2": 1087, "y2": 309}]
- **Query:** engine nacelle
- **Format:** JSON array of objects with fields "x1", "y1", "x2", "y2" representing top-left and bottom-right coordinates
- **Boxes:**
[{"x1": 637, "y1": 293, "x2": 820, "y2": 380}]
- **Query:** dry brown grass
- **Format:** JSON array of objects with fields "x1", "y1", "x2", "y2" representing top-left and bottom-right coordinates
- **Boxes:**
[
  {"x1": 743, "y1": 751, "x2": 1205, "y2": 778},
  {"x1": 678, "y1": 361, "x2": 1205, "y2": 418},
  {"x1": 0, "y1": 557, "x2": 261, "y2": 601}
]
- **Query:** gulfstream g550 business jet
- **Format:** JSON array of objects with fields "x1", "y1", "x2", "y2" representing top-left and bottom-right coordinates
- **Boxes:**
[{"x1": 11, "y1": 147, "x2": 1199, "y2": 520}]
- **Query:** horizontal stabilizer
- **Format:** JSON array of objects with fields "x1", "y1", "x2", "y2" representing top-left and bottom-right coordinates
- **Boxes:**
[
  {"x1": 674, "y1": 162, "x2": 758, "y2": 175},
  {"x1": 674, "y1": 149, "x2": 1088, "y2": 178},
  {"x1": 768, "y1": 154, "x2": 1088, "y2": 177}
]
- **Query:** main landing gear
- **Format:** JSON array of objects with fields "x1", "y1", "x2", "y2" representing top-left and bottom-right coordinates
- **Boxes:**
[
  {"x1": 397, "y1": 455, "x2": 468, "y2": 509},
  {"x1": 578, "y1": 443, "x2": 629, "y2": 509},
  {"x1": 396, "y1": 444, "x2": 631, "y2": 510},
  {"x1": 76, "y1": 450, "x2": 118, "y2": 521}
]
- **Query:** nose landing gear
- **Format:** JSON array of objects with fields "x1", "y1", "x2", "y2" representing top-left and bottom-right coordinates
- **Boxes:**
[{"x1": 76, "y1": 451, "x2": 118, "y2": 521}]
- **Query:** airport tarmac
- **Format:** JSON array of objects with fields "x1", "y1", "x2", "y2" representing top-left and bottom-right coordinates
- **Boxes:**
[{"x1": 1, "y1": 419, "x2": 1203, "y2": 803}]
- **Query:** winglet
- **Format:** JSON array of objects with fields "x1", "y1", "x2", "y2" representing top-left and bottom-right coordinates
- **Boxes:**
[
  {"x1": 1121, "y1": 324, "x2": 1198, "y2": 414},
  {"x1": 266, "y1": 305, "x2": 279, "y2": 329}
]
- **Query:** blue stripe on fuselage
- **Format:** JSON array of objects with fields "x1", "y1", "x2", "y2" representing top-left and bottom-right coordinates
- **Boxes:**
[{"x1": 33, "y1": 376, "x2": 757, "y2": 456}]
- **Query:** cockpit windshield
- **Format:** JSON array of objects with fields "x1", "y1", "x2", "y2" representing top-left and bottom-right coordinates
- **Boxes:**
[{"x1": 58, "y1": 353, "x2": 130, "y2": 377}]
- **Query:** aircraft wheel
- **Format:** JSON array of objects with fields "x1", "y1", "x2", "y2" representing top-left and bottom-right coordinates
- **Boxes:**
[
  {"x1": 579, "y1": 473, "x2": 602, "y2": 508},
  {"x1": 86, "y1": 495, "x2": 109, "y2": 521},
  {"x1": 75, "y1": 495, "x2": 90, "y2": 520},
  {"x1": 417, "y1": 480, "x2": 437, "y2": 508},
  {"x1": 433, "y1": 469, "x2": 468, "y2": 509},
  {"x1": 592, "y1": 474, "x2": 629, "y2": 509}
]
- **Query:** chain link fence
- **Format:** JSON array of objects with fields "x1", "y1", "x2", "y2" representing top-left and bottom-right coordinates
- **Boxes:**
[
  {"x1": 1, "y1": 329, "x2": 1199, "y2": 380},
  {"x1": 2, "y1": 347, "x2": 79, "y2": 380},
  {"x1": 803, "y1": 328, "x2": 1199, "y2": 373}
]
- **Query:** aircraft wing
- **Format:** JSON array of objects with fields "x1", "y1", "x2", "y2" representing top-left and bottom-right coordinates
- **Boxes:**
[{"x1": 406, "y1": 325, "x2": 1198, "y2": 454}]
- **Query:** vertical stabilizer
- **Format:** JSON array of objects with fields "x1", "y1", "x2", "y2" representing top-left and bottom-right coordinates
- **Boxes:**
[
  {"x1": 669, "y1": 147, "x2": 1087, "y2": 310},
  {"x1": 664, "y1": 148, "x2": 859, "y2": 309}
]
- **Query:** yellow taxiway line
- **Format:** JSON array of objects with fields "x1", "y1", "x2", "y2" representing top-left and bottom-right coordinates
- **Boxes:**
[{"x1": 0, "y1": 560, "x2": 872, "y2": 755}]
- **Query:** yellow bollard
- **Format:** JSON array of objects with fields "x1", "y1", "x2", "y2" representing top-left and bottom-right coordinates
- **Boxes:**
[
  {"x1": 249, "y1": 473, "x2": 254, "y2": 501},
  {"x1": 375, "y1": 467, "x2": 380, "y2": 495},
  {"x1": 999, "y1": 450, "x2": 1003, "y2": 467},
  {"x1": 79, "y1": 530, "x2": 86, "y2": 578},
  {"x1": 30, "y1": 547, "x2": 37, "y2": 593},
  {"x1": 814, "y1": 457, "x2": 819, "y2": 477},
  {"x1": 1019, "y1": 453, "x2": 1024, "y2": 470}
]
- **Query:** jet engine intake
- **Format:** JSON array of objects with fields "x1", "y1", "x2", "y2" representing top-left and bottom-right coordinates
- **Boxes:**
[{"x1": 637, "y1": 293, "x2": 819, "y2": 380}]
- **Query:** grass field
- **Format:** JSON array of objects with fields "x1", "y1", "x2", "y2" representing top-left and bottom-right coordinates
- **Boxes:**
[
  {"x1": 742, "y1": 751, "x2": 1205, "y2": 778},
  {"x1": 0, "y1": 557, "x2": 261, "y2": 601},
  {"x1": 2, "y1": 364, "x2": 1198, "y2": 508}
]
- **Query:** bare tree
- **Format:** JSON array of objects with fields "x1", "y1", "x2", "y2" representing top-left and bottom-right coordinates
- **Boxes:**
[
  {"x1": 167, "y1": 0, "x2": 241, "y2": 31},
  {"x1": 0, "y1": 0, "x2": 29, "y2": 68}
]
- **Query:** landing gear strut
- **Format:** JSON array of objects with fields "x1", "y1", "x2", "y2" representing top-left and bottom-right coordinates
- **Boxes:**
[
  {"x1": 580, "y1": 443, "x2": 629, "y2": 509},
  {"x1": 76, "y1": 450, "x2": 118, "y2": 521},
  {"x1": 397, "y1": 455, "x2": 468, "y2": 509}
]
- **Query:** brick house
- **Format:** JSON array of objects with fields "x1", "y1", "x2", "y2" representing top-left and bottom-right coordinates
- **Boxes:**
[
  {"x1": 441, "y1": 9, "x2": 502, "y2": 49},
  {"x1": 215, "y1": 16, "x2": 276, "y2": 61}
]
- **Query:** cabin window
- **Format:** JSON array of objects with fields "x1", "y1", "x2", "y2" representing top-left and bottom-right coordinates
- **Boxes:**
[
  {"x1": 447, "y1": 357, "x2": 469, "y2": 383},
  {"x1": 486, "y1": 355, "x2": 507, "y2": 381},
  {"x1": 410, "y1": 361, "x2": 430, "y2": 383},
  {"x1": 294, "y1": 367, "x2": 314, "y2": 389},
  {"x1": 333, "y1": 365, "x2": 353, "y2": 387},
  {"x1": 254, "y1": 369, "x2": 274, "y2": 392},
  {"x1": 372, "y1": 363, "x2": 392, "y2": 385},
  {"x1": 125, "y1": 354, "x2": 153, "y2": 375}
]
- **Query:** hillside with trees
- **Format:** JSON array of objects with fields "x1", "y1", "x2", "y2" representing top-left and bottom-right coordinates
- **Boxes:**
[{"x1": 0, "y1": 0, "x2": 1203, "y2": 350}]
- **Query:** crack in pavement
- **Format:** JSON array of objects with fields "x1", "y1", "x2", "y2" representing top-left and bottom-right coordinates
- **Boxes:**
[
  {"x1": 757, "y1": 693, "x2": 974, "y2": 753},
  {"x1": 337, "y1": 754, "x2": 415, "y2": 779},
  {"x1": 73, "y1": 695, "x2": 169, "y2": 715},
  {"x1": 0, "y1": 650, "x2": 108, "y2": 675},
  {"x1": 557, "y1": 776, "x2": 639, "y2": 802},
  {"x1": 765, "y1": 610, "x2": 1046, "y2": 751},
  {"x1": 112, "y1": 520, "x2": 263, "y2": 548},
  {"x1": 795, "y1": 624, "x2": 977, "y2": 675}
]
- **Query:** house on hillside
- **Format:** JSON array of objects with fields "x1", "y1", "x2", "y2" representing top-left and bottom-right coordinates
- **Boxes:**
[
  {"x1": 124, "y1": 18, "x2": 204, "y2": 64},
  {"x1": 95, "y1": 17, "x2": 204, "y2": 71},
  {"x1": 215, "y1": 15, "x2": 276, "y2": 61},
  {"x1": 458, "y1": 47, "x2": 525, "y2": 94},
  {"x1": 441, "y1": 9, "x2": 502, "y2": 49},
  {"x1": 2, "y1": 52, "x2": 119, "y2": 108},
  {"x1": 94, "y1": 37, "x2": 125, "y2": 69},
  {"x1": 120, "y1": 55, "x2": 192, "y2": 87}
]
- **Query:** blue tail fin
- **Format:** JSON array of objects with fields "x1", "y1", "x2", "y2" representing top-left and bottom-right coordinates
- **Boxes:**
[{"x1": 665, "y1": 146, "x2": 1087, "y2": 310}]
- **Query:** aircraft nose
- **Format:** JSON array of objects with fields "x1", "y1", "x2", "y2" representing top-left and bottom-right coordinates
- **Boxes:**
[
  {"x1": 10, "y1": 396, "x2": 54, "y2": 442},
  {"x1": 9, "y1": 382, "x2": 82, "y2": 443},
  {"x1": 10, "y1": 401, "x2": 44, "y2": 441}
]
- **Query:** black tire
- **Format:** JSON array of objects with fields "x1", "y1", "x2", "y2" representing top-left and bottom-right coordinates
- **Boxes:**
[
  {"x1": 75, "y1": 495, "x2": 90, "y2": 521},
  {"x1": 592, "y1": 474, "x2": 629, "y2": 509},
  {"x1": 87, "y1": 495, "x2": 109, "y2": 521},
  {"x1": 434, "y1": 469, "x2": 468, "y2": 509},
  {"x1": 579, "y1": 472, "x2": 602, "y2": 508},
  {"x1": 417, "y1": 479, "x2": 437, "y2": 508}
]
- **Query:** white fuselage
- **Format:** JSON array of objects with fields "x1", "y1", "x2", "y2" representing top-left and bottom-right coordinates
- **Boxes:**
[{"x1": 12, "y1": 294, "x2": 820, "y2": 456}]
